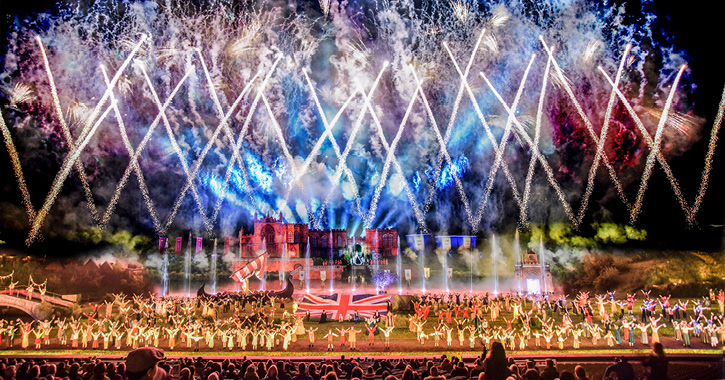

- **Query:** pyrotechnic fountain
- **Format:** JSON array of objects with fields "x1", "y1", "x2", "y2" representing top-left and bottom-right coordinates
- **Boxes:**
[
  {"x1": 184, "y1": 232, "x2": 192, "y2": 297},
  {"x1": 539, "y1": 236, "x2": 546, "y2": 294},
  {"x1": 492, "y1": 234, "x2": 499, "y2": 295},
  {"x1": 161, "y1": 249, "x2": 169, "y2": 297},
  {"x1": 397, "y1": 236, "x2": 402, "y2": 294},
  {"x1": 514, "y1": 230, "x2": 521, "y2": 294},
  {"x1": 210, "y1": 238, "x2": 218, "y2": 295},
  {"x1": 260, "y1": 239, "x2": 267, "y2": 291},
  {"x1": 305, "y1": 240, "x2": 311, "y2": 294},
  {"x1": 328, "y1": 231, "x2": 334, "y2": 294},
  {"x1": 442, "y1": 249, "x2": 450, "y2": 293}
]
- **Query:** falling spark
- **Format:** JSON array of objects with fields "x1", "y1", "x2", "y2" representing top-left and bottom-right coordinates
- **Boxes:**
[
  {"x1": 483, "y1": 34, "x2": 499, "y2": 54},
  {"x1": 450, "y1": 0, "x2": 472, "y2": 23},
  {"x1": 8, "y1": 83, "x2": 36, "y2": 109},
  {"x1": 582, "y1": 40, "x2": 602, "y2": 63},
  {"x1": 320, "y1": 0, "x2": 332, "y2": 16},
  {"x1": 642, "y1": 106, "x2": 703, "y2": 138}
]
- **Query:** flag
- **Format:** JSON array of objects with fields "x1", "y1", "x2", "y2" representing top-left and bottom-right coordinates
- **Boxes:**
[
  {"x1": 462, "y1": 236, "x2": 471, "y2": 249},
  {"x1": 224, "y1": 237, "x2": 231, "y2": 256},
  {"x1": 196, "y1": 237, "x2": 203, "y2": 254},
  {"x1": 414, "y1": 235, "x2": 424, "y2": 251},
  {"x1": 158, "y1": 237, "x2": 166, "y2": 254},
  {"x1": 404, "y1": 269, "x2": 412, "y2": 281},
  {"x1": 175, "y1": 237, "x2": 182, "y2": 255},
  {"x1": 296, "y1": 293, "x2": 388, "y2": 319},
  {"x1": 230, "y1": 253, "x2": 267, "y2": 283}
]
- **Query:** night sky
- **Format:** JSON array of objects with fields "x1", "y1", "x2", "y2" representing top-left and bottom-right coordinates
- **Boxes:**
[{"x1": 0, "y1": 0, "x2": 722, "y2": 257}]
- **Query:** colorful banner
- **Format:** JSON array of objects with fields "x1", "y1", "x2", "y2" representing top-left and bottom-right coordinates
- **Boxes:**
[
  {"x1": 440, "y1": 236, "x2": 451, "y2": 251},
  {"x1": 196, "y1": 237, "x2": 203, "y2": 254},
  {"x1": 413, "y1": 235, "x2": 424, "y2": 251},
  {"x1": 404, "y1": 269, "x2": 412, "y2": 281},
  {"x1": 462, "y1": 236, "x2": 471, "y2": 249},
  {"x1": 447, "y1": 268, "x2": 453, "y2": 279},
  {"x1": 424, "y1": 267, "x2": 430, "y2": 279},
  {"x1": 320, "y1": 270, "x2": 327, "y2": 282},
  {"x1": 175, "y1": 237, "x2": 182, "y2": 255},
  {"x1": 158, "y1": 237, "x2": 166, "y2": 254}
]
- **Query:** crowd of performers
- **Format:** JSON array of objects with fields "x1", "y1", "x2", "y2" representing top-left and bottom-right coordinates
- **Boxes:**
[{"x1": 0, "y1": 286, "x2": 722, "y2": 352}]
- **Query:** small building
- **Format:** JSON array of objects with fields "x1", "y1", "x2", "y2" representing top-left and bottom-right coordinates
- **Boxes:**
[{"x1": 514, "y1": 249, "x2": 553, "y2": 294}]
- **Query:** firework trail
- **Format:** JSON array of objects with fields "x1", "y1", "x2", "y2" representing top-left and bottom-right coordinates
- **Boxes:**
[
  {"x1": 480, "y1": 69, "x2": 576, "y2": 226},
  {"x1": 422, "y1": 29, "x2": 487, "y2": 218},
  {"x1": 99, "y1": 66, "x2": 161, "y2": 232},
  {"x1": 210, "y1": 56, "x2": 283, "y2": 227},
  {"x1": 138, "y1": 65, "x2": 213, "y2": 234},
  {"x1": 0, "y1": 112, "x2": 36, "y2": 224},
  {"x1": 688, "y1": 86, "x2": 725, "y2": 225},
  {"x1": 317, "y1": 62, "x2": 388, "y2": 228},
  {"x1": 410, "y1": 65, "x2": 475, "y2": 228},
  {"x1": 520, "y1": 48, "x2": 553, "y2": 227},
  {"x1": 292, "y1": 70, "x2": 364, "y2": 220},
  {"x1": 195, "y1": 49, "x2": 263, "y2": 226},
  {"x1": 364, "y1": 71, "x2": 427, "y2": 231},
  {"x1": 540, "y1": 37, "x2": 630, "y2": 219},
  {"x1": 577, "y1": 44, "x2": 631, "y2": 226},
  {"x1": 27, "y1": 35, "x2": 147, "y2": 244},
  {"x1": 442, "y1": 41, "x2": 522, "y2": 210},
  {"x1": 473, "y1": 54, "x2": 536, "y2": 232},
  {"x1": 100, "y1": 69, "x2": 193, "y2": 230},
  {"x1": 597, "y1": 66, "x2": 691, "y2": 223},
  {"x1": 630, "y1": 65, "x2": 688, "y2": 224},
  {"x1": 36, "y1": 36, "x2": 100, "y2": 224}
]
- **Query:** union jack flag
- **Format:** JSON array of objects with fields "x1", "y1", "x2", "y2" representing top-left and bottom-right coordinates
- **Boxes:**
[{"x1": 296, "y1": 293, "x2": 389, "y2": 320}]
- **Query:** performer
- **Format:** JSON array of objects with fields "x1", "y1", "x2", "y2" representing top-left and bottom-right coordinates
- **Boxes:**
[
  {"x1": 379, "y1": 326, "x2": 394, "y2": 350},
  {"x1": 325, "y1": 329, "x2": 338, "y2": 351},
  {"x1": 366, "y1": 324, "x2": 376, "y2": 346},
  {"x1": 306, "y1": 327, "x2": 318, "y2": 348},
  {"x1": 347, "y1": 326, "x2": 361, "y2": 350}
]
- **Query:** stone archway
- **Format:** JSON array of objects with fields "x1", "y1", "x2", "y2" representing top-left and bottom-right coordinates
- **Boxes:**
[{"x1": 261, "y1": 224, "x2": 276, "y2": 255}]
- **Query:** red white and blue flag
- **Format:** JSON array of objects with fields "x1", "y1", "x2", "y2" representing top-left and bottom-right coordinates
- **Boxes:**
[
  {"x1": 296, "y1": 293, "x2": 388, "y2": 319},
  {"x1": 230, "y1": 252, "x2": 267, "y2": 283}
]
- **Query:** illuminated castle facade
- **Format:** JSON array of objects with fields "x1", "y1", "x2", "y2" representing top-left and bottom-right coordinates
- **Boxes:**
[
  {"x1": 514, "y1": 249, "x2": 554, "y2": 294},
  {"x1": 239, "y1": 213, "x2": 398, "y2": 258}
]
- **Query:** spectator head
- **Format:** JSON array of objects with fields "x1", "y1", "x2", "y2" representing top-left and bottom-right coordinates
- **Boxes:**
[
  {"x1": 652, "y1": 342, "x2": 666, "y2": 359},
  {"x1": 29, "y1": 365, "x2": 40, "y2": 380},
  {"x1": 384, "y1": 376, "x2": 397, "y2": 380},
  {"x1": 244, "y1": 366, "x2": 258, "y2": 379},
  {"x1": 267, "y1": 366, "x2": 278, "y2": 379},
  {"x1": 351, "y1": 367, "x2": 363, "y2": 379},
  {"x1": 523, "y1": 369, "x2": 540, "y2": 380},
  {"x1": 208, "y1": 373, "x2": 220, "y2": 380},
  {"x1": 545, "y1": 360, "x2": 554, "y2": 369},
  {"x1": 4, "y1": 365, "x2": 16, "y2": 380},
  {"x1": 93, "y1": 363, "x2": 107, "y2": 380},
  {"x1": 308, "y1": 364, "x2": 317, "y2": 377},
  {"x1": 180, "y1": 368, "x2": 192, "y2": 380},
  {"x1": 574, "y1": 366, "x2": 586, "y2": 380},
  {"x1": 324, "y1": 372, "x2": 337, "y2": 380},
  {"x1": 297, "y1": 364, "x2": 306, "y2": 375},
  {"x1": 430, "y1": 367, "x2": 439, "y2": 377},
  {"x1": 558, "y1": 371, "x2": 575, "y2": 380},
  {"x1": 525, "y1": 360, "x2": 536, "y2": 370},
  {"x1": 477, "y1": 372, "x2": 485, "y2": 380},
  {"x1": 125, "y1": 348, "x2": 165, "y2": 380}
]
